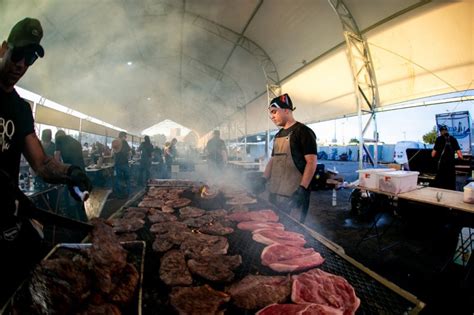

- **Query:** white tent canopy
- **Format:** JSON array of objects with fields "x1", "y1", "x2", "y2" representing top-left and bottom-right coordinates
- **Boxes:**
[{"x1": 1, "y1": 0, "x2": 472, "y2": 139}]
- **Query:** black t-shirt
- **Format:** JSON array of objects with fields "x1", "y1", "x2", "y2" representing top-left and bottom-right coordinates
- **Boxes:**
[
  {"x1": 139, "y1": 142, "x2": 153, "y2": 162},
  {"x1": 115, "y1": 139, "x2": 131, "y2": 166},
  {"x1": 55, "y1": 136, "x2": 85, "y2": 170},
  {"x1": 206, "y1": 137, "x2": 227, "y2": 162},
  {"x1": 0, "y1": 89, "x2": 35, "y2": 184},
  {"x1": 433, "y1": 134, "x2": 460, "y2": 165},
  {"x1": 272, "y1": 122, "x2": 317, "y2": 174}
]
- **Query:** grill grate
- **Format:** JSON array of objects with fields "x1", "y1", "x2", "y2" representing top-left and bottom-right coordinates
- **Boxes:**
[{"x1": 121, "y1": 187, "x2": 422, "y2": 314}]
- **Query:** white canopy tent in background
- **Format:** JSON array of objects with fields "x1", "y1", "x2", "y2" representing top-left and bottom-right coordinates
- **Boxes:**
[{"x1": 0, "y1": 0, "x2": 472, "y2": 146}]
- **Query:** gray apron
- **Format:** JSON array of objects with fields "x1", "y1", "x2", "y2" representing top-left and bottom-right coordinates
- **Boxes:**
[{"x1": 268, "y1": 131, "x2": 302, "y2": 197}]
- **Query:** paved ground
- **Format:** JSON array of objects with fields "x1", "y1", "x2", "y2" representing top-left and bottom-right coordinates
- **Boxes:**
[{"x1": 99, "y1": 160, "x2": 474, "y2": 314}]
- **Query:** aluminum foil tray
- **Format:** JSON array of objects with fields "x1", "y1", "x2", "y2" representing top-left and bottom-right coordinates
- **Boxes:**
[{"x1": 1, "y1": 241, "x2": 146, "y2": 315}]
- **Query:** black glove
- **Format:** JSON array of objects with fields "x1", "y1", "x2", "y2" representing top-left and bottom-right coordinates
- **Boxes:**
[
  {"x1": 290, "y1": 185, "x2": 310, "y2": 208},
  {"x1": 67, "y1": 166, "x2": 92, "y2": 201},
  {"x1": 252, "y1": 177, "x2": 267, "y2": 195}
]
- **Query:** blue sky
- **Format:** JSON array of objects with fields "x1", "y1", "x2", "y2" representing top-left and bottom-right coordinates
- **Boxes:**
[{"x1": 308, "y1": 91, "x2": 473, "y2": 145}]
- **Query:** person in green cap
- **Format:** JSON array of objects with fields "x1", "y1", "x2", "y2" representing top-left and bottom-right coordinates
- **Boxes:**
[{"x1": 0, "y1": 18, "x2": 92, "y2": 304}]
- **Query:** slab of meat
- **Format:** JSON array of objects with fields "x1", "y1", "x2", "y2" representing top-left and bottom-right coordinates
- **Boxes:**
[
  {"x1": 124, "y1": 207, "x2": 151, "y2": 214},
  {"x1": 109, "y1": 263, "x2": 139, "y2": 304},
  {"x1": 122, "y1": 209, "x2": 147, "y2": 220},
  {"x1": 291, "y1": 269, "x2": 360, "y2": 315},
  {"x1": 207, "y1": 209, "x2": 228, "y2": 217},
  {"x1": 152, "y1": 227, "x2": 194, "y2": 252},
  {"x1": 199, "y1": 222, "x2": 234, "y2": 236},
  {"x1": 226, "y1": 275, "x2": 291, "y2": 310},
  {"x1": 161, "y1": 205, "x2": 175, "y2": 213},
  {"x1": 227, "y1": 209, "x2": 279, "y2": 222},
  {"x1": 150, "y1": 221, "x2": 187, "y2": 234},
  {"x1": 152, "y1": 235, "x2": 174, "y2": 252},
  {"x1": 261, "y1": 244, "x2": 324, "y2": 272},
  {"x1": 170, "y1": 284, "x2": 230, "y2": 315},
  {"x1": 256, "y1": 303, "x2": 343, "y2": 315},
  {"x1": 147, "y1": 211, "x2": 178, "y2": 223},
  {"x1": 115, "y1": 232, "x2": 138, "y2": 242},
  {"x1": 89, "y1": 219, "x2": 128, "y2": 293},
  {"x1": 181, "y1": 233, "x2": 229, "y2": 258},
  {"x1": 179, "y1": 206, "x2": 206, "y2": 219},
  {"x1": 182, "y1": 215, "x2": 214, "y2": 228},
  {"x1": 253, "y1": 229, "x2": 306, "y2": 247},
  {"x1": 237, "y1": 221, "x2": 285, "y2": 232},
  {"x1": 138, "y1": 199, "x2": 165, "y2": 208},
  {"x1": 165, "y1": 197, "x2": 192, "y2": 208},
  {"x1": 187, "y1": 254, "x2": 242, "y2": 282},
  {"x1": 159, "y1": 250, "x2": 193, "y2": 286},
  {"x1": 108, "y1": 217, "x2": 145, "y2": 233}
]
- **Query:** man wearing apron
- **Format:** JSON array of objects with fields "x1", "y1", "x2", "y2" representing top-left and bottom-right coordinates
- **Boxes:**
[{"x1": 262, "y1": 94, "x2": 317, "y2": 223}]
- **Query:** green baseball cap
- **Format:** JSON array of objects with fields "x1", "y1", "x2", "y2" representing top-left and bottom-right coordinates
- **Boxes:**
[{"x1": 7, "y1": 17, "x2": 44, "y2": 57}]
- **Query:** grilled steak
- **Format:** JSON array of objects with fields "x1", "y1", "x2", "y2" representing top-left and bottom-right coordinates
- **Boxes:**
[
  {"x1": 181, "y1": 233, "x2": 229, "y2": 258},
  {"x1": 292, "y1": 269, "x2": 360, "y2": 315},
  {"x1": 187, "y1": 254, "x2": 242, "y2": 282},
  {"x1": 199, "y1": 222, "x2": 234, "y2": 236},
  {"x1": 170, "y1": 285, "x2": 230, "y2": 315},
  {"x1": 109, "y1": 263, "x2": 139, "y2": 304},
  {"x1": 150, "y1": 221, "x2": 187, "y2": 234},
  {"x1": 261, "y1": 244, "x2": 324, "y2": 272},
  {"x1": 179, "y1": 206, "x2": 206, "y2": 219},
  {"x1": 252, "y1": 229, "x2": 306, "y2": 247},
  {"x1": 159, "y1": 250, "x2": 193, "y2": 286},
  {"x1": 147, "y1": 211, "x2": 178, "y2": 223},
  {"x1": 237, "y1": 221, "x2": 285, "y2": 232},
  {"x1": 161, "y1": 205, "x2": 175, "y2": 213},
  {"x1": 138, "y1": 199, "x2": 165, "y2": 208},
  {"x1": 152, "y1": 235, "x2": 175, "y2": 252},
  {"x1": 182, "y1": 215, "x2": 214, "y2": 228},
  {"x1": 165, "y1": 197, "x2": 192, "y2": 208},
  {"x1": 122, "y1": 210, "x2": 147, "y2": 220},
  {"x1": 226, "y1": 275, "x2": 291, "y2": 310},
  {"x1": 109, "y1": 217, "x2": 145, "y2": 233},
  {"x1": 207, "y1": 209, "x2": 228, "y2": 217},
  {"x1": 256, "y1": 303, "x2": 343, "y2": 315}
]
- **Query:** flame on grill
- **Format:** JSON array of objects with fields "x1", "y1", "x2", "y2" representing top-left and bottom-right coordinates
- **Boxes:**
[{"x1": 200, "y1": 185, "x2": 209, "y2": 198}]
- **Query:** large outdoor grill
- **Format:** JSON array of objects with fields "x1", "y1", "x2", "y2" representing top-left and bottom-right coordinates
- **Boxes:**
[{"x1": 116, "y1": 180, "x2": 425, "y2": 315}]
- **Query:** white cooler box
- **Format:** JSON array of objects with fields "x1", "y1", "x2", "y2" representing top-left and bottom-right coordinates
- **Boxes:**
[
  {"x1": 357, "y1": 168, "x2": 394, "y2": 189},
  {"x1": 464, "y1": 182, "x2": 474, "y2": 204},
  {"x1": 377, "y1": 171, "x2": 419, "y2": 194}
]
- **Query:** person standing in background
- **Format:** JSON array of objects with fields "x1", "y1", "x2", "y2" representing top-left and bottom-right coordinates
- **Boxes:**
[
  {"x1": 54, "y1": 130, "x2": 86, "y2": 171},
  {"x1": 205, "y1": 130, "x2": 228, "y2": 172},
  {"x1": 431, "y1": 125, "x2": 463, "y2": 190},
  {"x1": 113, "y1": 131, "x2": 131, "y2": 198},
  {"x1": 54, "y1": 130, "x2": 88, "y2": 221},
  {"x1": 40, "y1": 129, "x2": 55, "y2": 157},
  {"x1": 258, "y1": 93, "x2": 317, "y2": 224},
  {"x1": 137, "y1": 135, "x2": 153, "y2": 185},
  {"x1": 164, "y1": 138, "x2": 178, "y2": 178}
]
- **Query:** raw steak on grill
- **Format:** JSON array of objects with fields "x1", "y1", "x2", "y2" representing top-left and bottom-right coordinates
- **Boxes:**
[
  {"x1": 291, "y1": 269, "x2": 360, "y2": 315},
  {"x1": 170, "y1": 285, "x2": 230, "y2": 315},
  {"x1": 199, "y1": 222, "x2": 234, "y2": 236},
  {"x1": 179, "y1": 206, "x2": 206, "y2": 219},
  {"x1": 187, "y1": 254, "x2": 242, "y2": 282},
  {"x1": 181, "y1": 233, "x2": 229, "y2": 258},
  {"x1": 147, "y1": 211, "x2": 178, "y2": 223},
  {"x1": 159, "y1": 250, "x2": 193, "y2": 286},
  {"x1": 253, "y1": 229, "x2": 306, "y2": 247},
  {"x1": 237, "y1": 221, "x2": 285, "y2": 232},
  {"x1": 256, "y1": 303, "x2": 343, "y2": 315},
  {"x1": 226, "y1": 275, "x2": 291, "y2": 310},
  {"x1": 227, "y1": 209, "x2": 279, "y2": 222},
  {"x1": 261, "y1": 244, "x2": 324, "y2": 272}
]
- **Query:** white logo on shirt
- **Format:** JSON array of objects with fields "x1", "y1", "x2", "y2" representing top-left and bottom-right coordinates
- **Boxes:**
[{"x1": 0, "y1": 118, "x2": 15, "y2": 152}]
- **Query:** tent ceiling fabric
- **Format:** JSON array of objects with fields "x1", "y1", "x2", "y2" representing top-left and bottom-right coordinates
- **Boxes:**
[{"x1": 1, "y1": 0, "x2": 472, "y2": 137}]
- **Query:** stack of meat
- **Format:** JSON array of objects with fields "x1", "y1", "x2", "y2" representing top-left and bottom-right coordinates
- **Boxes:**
[
  {"x1": 230, "y1": 209, "x2": 325, "y2": 272},
  {"x1": 12, "y1": 218, "x2": 140, "y2": 314},
  {"x1": 229, "y1": 207, "x2": 359, "y2": 314}
]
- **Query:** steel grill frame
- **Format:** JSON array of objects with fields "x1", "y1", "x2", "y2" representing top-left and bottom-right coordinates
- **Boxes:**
[{"x1": 117, "y1": 182, "x2": 425, "y2": 314}]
